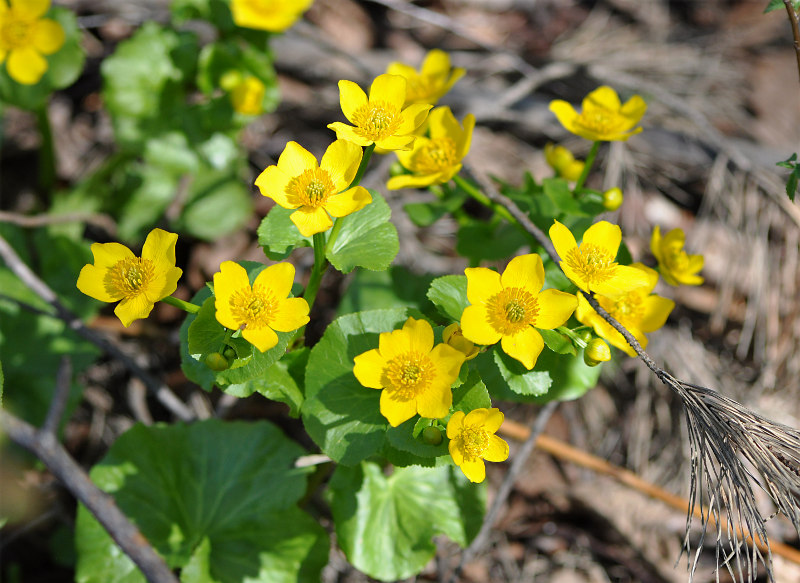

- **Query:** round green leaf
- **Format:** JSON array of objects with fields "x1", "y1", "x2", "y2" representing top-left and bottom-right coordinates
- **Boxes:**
[
  {"x1": 427, "y1": 274, "x2": 468, "y2": 322},
  {"x1": 257, "y1": 205, "x2": 312, "y2": 261},
  {"x1": 75, "y1": 419, "x2": 328, "y2": 583},
  {"x1": 474, "y1": 346, "x2": 552, "y2": 401}
]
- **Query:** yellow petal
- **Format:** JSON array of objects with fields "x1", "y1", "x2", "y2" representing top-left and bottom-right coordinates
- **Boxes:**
[
  {"x1": 446, "y1": 411, "x2": 466, "y2": 439},
  {"x1": 483, "y1": 408, "x2": 505, "y2": 435},
  {"x1": 385, "y1": 62, "x2": 416, "y2": 78},
  {"x1": 549, "y1": 220, "x2": 577, "y2": 263},
  {"x1": 377, "y1": 327, "x2": 410, "y2": 360},
  {"x1": 325, "y1": 186, "x2": 371, "y2": 218},
  {"x1": 415, "y1": 381, "x2": 451, "y2": 420},
  {"x1": 243, "y1": 325, "x2": 279, "y2": 353},
  {"x1": 448, "y1": 439, "x2": 464, "y2": 466},
  {"x1": 583, "y1": 86, "x2": 621, "y2": 113},
  {"x1": 327, "y1": 122, "x2": 373, "y2": 148},
  {"x1": 427, "y1": 106, "x2": 456, "y2": 139},
  {"x1": 386, "y1": 173, "x2": 441, "y2": 190},
  {"x1": 369, "y1": 74, "x2": 406, "y2": 110},
  {"x1": 500, "y1": 254, "x2": 544, "y2": 294},
  {"x1": 500, "y1": 326, "x2": 544, "y2": 370},
  {"x1": 270, "y1": 297, "x2": 310, "y2": 332},
  {"x1": 483, "y1": 434, "x2": 509, "y2": 462},
  {"x1": 459, "y1": 457, "x2": 486, "y2": 483},
  {"x1": 320, "y1": 139, "x2": 362, "y2": 190},
  {"x1": 90, "y1": 242, "x2": 134, "y2": 270},
  {"x1": 353, "y1": 349, "x2": 388, "y2": 389},
  {"x1": 629, "y1": 263, "x2": 659, "y2": 293},
  {"x1": 290, "y1": 206, "x2": 333, "y2": 237},
  {"x1": 533, "y1": 289, "x2": 578, "y2": 330},
  {"x1": 7, "y1": 48, "x2": 47, "y2": 85},
  {"x1": 141, "y1": 228, "x2": 179, "y2": 279},
  {"x1": 213, "y1": 261, "x2": 250, "y2": 329},
  {"x1": 420, "y1": 49, "x2": 450, "y2": 77},
  {"x1": 255, "y1": 166, "x2": 295, "y2": 208},
  {"x1": 594, "y1": 264, "x2": 652, "y2": 296},
  {"x1": 649, "y1": 225, "x2": 663, "y2": 263},
  {"x1": 253, "y1": 262, "x2": 294, "y2": 300},
  {"x1": 465, "y1": 266, "x2": 502, "y2": 304},
  {"x1": 396, "y1": 103, "x2": 432, "y2": 135},
  {"x1": 548, "y1": 100, "x2": 580, "y2": 135},
  {"x1": 374, "y1": 134, "x2": 415, "y2": 151},
  {"x1": 463, "y1": 407, "x2": 490, "y2": 427},
  {"x1": 456, "y1": 114, "x2": 476, "y2": 160},
  {"x1": 582, "y1": 221, "x2": 621, "y2": 259},
  {"x1": 32, "y1": 19, "x2": 65, "y2": 55},
  {"x1": 11, "y1": 0, "x2": 49, "y2": 19},
  {"x1": 638, "y1": 296, "x2": 675, "y2": 332},
  {"x1": 77, "y1": 264, "x2": 120, "y2": 302},
  {"x1": 338, "y1": 80, "x2": 368, "y2": 123},
  {"x1": 429, "y1": 343, "x2": 466, "y2": 383},
  {"x1": 460, "y1": 305, "x2": 501, "y2": 346},
  {"x1": 620, "y1": 95, "x2": 647, "y2": 126},
  {"x1": 380, "y1": 388, "x2": 417, "y2": 427},
  {"x1": 402, "y1": 317, "x2": 434, "y2": 353},
  {"x1": 114, "y1": 294, "x2": 155, "y2": 327},
  {"x1": 277, "y1": 141, "x2": 318, "y2": 178}
]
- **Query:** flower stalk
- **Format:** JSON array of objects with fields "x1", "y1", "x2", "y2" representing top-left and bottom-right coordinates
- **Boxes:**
[
  {"x1": 161, "y1": 295, "x2": 200, "y2": 314},
  {"x1": 573, "y1": 140, "x2": 599, "y2": 192}
]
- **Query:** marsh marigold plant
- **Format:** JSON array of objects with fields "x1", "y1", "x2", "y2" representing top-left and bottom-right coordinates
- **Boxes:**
[
  {"x1": 328, "y1": 74, "x2": 432, "y2": 151},
  {"x1": 230, "y1": 0, "x2": 313, "y2": 32},
  {"x1": 353, "y1": 317, "x2": 465, "y2": 427},
  {"x1": 447, "y1": 408, "x2": 509, "y2": 483},
  {"x1": 255, "y1": 140, "x2": 372, "y2": 237},
  {"x1": 461, "y1": 254, "x2": 578, "y2": 370},
  {"x1": 650, "y1": 225, "x2": 704, "y2": 286},
  {"x1": 385, "y1": 49, "x2": 465, "y2": 106},
  {"x1": 550, "y1": 220, "x2": 650, "y2": 296},
  {"x1": 77, "y1": 228, "x2": 182, "y2": 327},
  {"x1": 387, "y1": 106, "x2": 475, "y2": 190},
  {"x1": 0, "y1": 0, "x2": 65, "y2": 85},
  {"x1": 213, "y1": 261, "x2": 309, "y2": 353},
  {"x1": 549, "y1": 86, "x2": 646, "y2": 142}
]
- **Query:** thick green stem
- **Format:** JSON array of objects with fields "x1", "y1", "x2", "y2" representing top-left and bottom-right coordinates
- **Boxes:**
[
  {"x1": 303, "y1": 232, "x2": 328, "y2": 313},
  {"x1": 35, "y1": 104, "x2": 56, "y2": 196},
  {"x1": 161, "y1": 295, "x2": 200, "y2": 314},
  {"x1": 349, "y1": 143, "x2": 376, "y2": 189},
  {"x1": 574, "y1": 141, "x2": 600, "y2": 193}
]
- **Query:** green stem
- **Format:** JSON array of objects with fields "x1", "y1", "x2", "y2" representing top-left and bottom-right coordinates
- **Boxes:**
[
  {"x1": 574, "y1": 141, "x2": 600, "y2": 193},
  {"x1": 219, "y1": 328, "x2": 233, "y2": 352},
  {"x1": 348, "y1": 143, "x2": 375, "y2": 189},
  {"x1": 161, "y1": 295, "x2": 201, "y2": 314},
  {"x1": 35, "y1": 104, "x2": 56, "y2": 196},
  {"x1": 453, "y1": 175, "x2": 518, "y2": 226},
  {"x1": 557, "y1": 325, "x2": 588, "y2": 348},
  {"x1": 303, "y1": 232, "x2": 328, "y2": 313}
]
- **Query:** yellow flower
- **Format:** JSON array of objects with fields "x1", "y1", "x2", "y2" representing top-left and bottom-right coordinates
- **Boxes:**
[
  {"x1": 442, "y1": 323, "x2": 479, "y2": 361},
  {"x1": 0, "y1": 0, "x2": 65, "y2": 85},
  {"x1": 447, "y1": 408, "x2": 509, "y2": 483},
  {"x1": 650, "y1": 226, "x2": 704, "y2": 286},
  {"x1": 229, "y1": 75, "x2": 265, "y2": 116},
  {"x1": 77, "y1": 229, "x2": 182, "y2": 327},
  {"x1": 385, "y1": 49, "x2": 465, "y2": 106},
  {"x1": 544, "y1": 143, "x2": 584, "y2": 182},
  {"x1": 353, "y1": 317, "x2": 465, "y2": 427},
  {"x1": 213, "y1": 261, "x2": 309, "y2": 353},
  {"x1": 327, "y1": 73, "x2": 432, "y2": 151},
  {"x1": 230, "y1": 0, "x2": 313, "y2": 32},
  {"x1": 575, "y1": 263, "x2": 674, "y2": 357},
  {"x1": 461, "y1": 254, "x2": 578, "y2": 370},
  {"x1": 387, "y1": 107, "x2": 475, "y2": 190},
  {"x1": 255, "y1": 139, "x2": 372, "y2": 237},
  {"x1": 549, "y1": 86, "x2": 646, "y2": 142},
  {"x1": 550, "y1": 220, "x2": 650, "y2": 296}
]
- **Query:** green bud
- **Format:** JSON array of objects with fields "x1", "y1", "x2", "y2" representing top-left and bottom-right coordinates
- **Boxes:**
[
  {"x1": 576, "y1": 329, "x2": 593, "y2": 347},
  {"x1": 584, "y1": 338, "x2": 612, "y2": 367},
  {"x1": 204, "y1": 352, "x2": 230, "y2": 371},
  {"x1": 421, "y1": 426, "x2": 443, "y2": 445},
  {"x1": 223, "y1": 346, "x2": 237, "y2": 362},
  {"x1": 602, "y1": 187, "x2": 623, "y2": 211}
]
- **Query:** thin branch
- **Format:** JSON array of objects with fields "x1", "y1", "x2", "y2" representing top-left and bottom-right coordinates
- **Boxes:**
[
  {"x1": 0, "y1": 210, "x2": 117, "y2": 234},
  {"x1": 448, "y1": 401, "x2": 559, "y2": 583},
  {"x1": 0, "y1": 234, "x2": 194, "y2": 421},
  {"x1": 0, "y1": 409, "x2": 179, "y2": 583}
]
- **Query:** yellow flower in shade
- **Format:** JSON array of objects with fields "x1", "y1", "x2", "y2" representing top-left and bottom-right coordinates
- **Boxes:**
[
  {"x1": 77, "y1": 229, "x2": 182, "y2": 327},
  {"x1": 387, "y1": 107, "x2": 475, "y2": 190},
  {"x1": 447, "y1": 408, "x2": 509, "y2": 483},
  {"x1": 460, "y1": 254, "x2": 578, "y2": 370},
  {"x1": 229, "y1": 75, "x2": 266, "y2": 116},
  {"x1": 550, "y1": 220, "x2": 650, "y2": 296},
  {"x1": 255, "y1": 139, "x2": 372, "y2": 237},
  {"x1": 327, "y1": 74, "x2": 432, "y2": 151},
  {"x1": 0, "y1": 0, "x2": 65, "y2": 85},
  {"x1": 549, "y1": 86, "x2": 647, "y2": 142},
  {"x1": 650, "y1": 226, "x2": 704, "y2": 286},
  {"x1": 230, "y1": 0, "x2": 313, "y2": 32},
  {"x1": 575, "y1": 263, "x2": 674, "y2": 357},
  {"x1": 385, "y1": 49, "x2": 465, "y2": 106},
  {"x1": 544, "y1": 143, "x2": 584, "y2": 182},
  {"x1": 213, "y1": 261, "x2": 309, "y2": 353},
  {"x1": 442, "y1": 323, "x2": 479, "y2": 361},
  {"x1": 353, "y1": 317, "x2": 465, "y2": 427}
]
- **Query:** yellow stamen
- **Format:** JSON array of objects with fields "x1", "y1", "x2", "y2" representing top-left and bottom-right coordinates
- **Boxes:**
[
  {"x1": 610, "y1": 291, "x2": 644, "y2": 321},
  {"x1": 564, "y1": 244, "x2": 617, "y2": 286},
  {"x1": 0, "y1": 19, "x2": 32, "y2": 50},
  {"x1": 229, "y1": 285, "x2": 276, "y2": 330},
  {"x1": 485, "y1": 287, "x2": 539, "y2": 335},
  {"x1": 353, "y1": 101, "x2": 401, "y2": 142},
  {"x1": 107, "y1": 257, "x2": 155, "y2": 298},
  {"x1": 458, "y1": 425, "x2": 489, "y2": 460},
  {"x1": 384, "y1": 352, "x2": 434, "y2": 400},
  {"x1": 286, "y1": 168, "x2": 335, "y2": 208},
  {"x1": 412, "y1": 137, "x2": 457, "y2": 173},
  {"x1": 574, "y1": 111, "x2": 620, "y2": 136}
]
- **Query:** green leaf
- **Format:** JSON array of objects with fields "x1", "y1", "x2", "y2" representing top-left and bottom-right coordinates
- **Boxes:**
[
  {"x1": 143, "y1": 131, "x2": 199, "y2": 175},
  {"x1": 172, "y1": 0, "x2": 236, "y2": 31},
  {"x1": 75, "y1": 420, "x2": 328, "y2": 583},
  {"x1": 329, "y1": 462, "x2": 485, "y2": 581},
  {"x1": 116, "y1": 163, "x2": 179, "y2": 242},
  {"x1": 451, "y1": 369, "x2": 492, "y2": 413},
  {"x1": 764, "y1": 0, "x2": 800, "y2": 12},
  {"x1": 539, "y1": 329, "x2": 577, "y2": 356},
  {"x1": 427, "y1": 274, "x2": 468, "y2": 322},
  {"x1": 326, "y1": 190, "x2": 399, "y2": 273},
  {"x1": 0, "y1": 8, "x2": 85, "y2": 110},
  {"x1": 777, "y1": 153, "x2": 799, "y2": 202},
  {"x1": 257, "y1": 205, "x2": 312, "y2": 261},
  {"x1": 337, "y1": 266, "x2": 435, "y2": 317},
  {"x1": 385, "y1": 417, "x2": 449, "y2": 462},
  {"x1": 301, "y1": 308, "x2": 413, "y2": 465},
  {"x1": 177, "y1": 167, "x2": 252, "y2": 241},
  {"x1": 474, "y1": 347, "x2": 552, "y2": 400},
  {"x1": 456, "y1": 222, "x2": 528, "y2": 262},
  {"x1": 245, "y1": 353, "x2": 306, "y2": 417},
  {"x1": 531, "y1": 347, "x2": 601, "y2": 403}
]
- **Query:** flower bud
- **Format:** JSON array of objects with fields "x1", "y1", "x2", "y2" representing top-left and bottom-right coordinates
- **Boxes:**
[
  {"x1": 584, "y1": 338, "x2": 611, "y2": 367},
  {"x1": 544, "y1": 143, "x2": 573, "y2": 172},
  {"x1": 223, "y1": 346, "x2": 237, "y2": 363},
  {"x1": 602, "y1": 187, "x2": 623, "y2": 211},
  {"x1": 422, "y1": 425, "x2": 443, "y2": 445},
  {"x1": 204, "y1": 352, "x2": 230, "y2": 371},
  {"x1": 561, "y1": 160, "x2": 585, "y2": 182},
  {"x1": 443, "y1": 323, "x2": 479, "y2": 360}
]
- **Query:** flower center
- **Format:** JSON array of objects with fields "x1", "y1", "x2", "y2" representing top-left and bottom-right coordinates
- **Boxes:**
[
  {"x1": 404, "y1": 76, "x2": 433, "y2": 103},
  {"x1": 383, "y1": 351, "x2": 434, "y2": 400},
  {"x1": 1, "y1": 18, "x2": 32, "y2": 50},
  {"x1": 459, "y1": 425, "x2": 489, "y2": 460},
  {"x1": 411, "y1": 137, "x2": 457, "y2": 173},
  {"x1": 353, "y1": 101, "x2": 401, "y2": 141},
  {"x1": 485, "y1": 287, "x2": 539, "y2": 335},
  {"x1": 666, "y1": 244, "x2": 689, "y2": 271},
  {"x1": 286, "y1": 168, "x2": 335, "y2": 208},
  {"x1": 107, "y1": 257, "x2": 155, "y2": 298},
  {"x1": 575, "y1": 110, "x2": 620, "y2": 136},
  {"x1": 564, "y1": 244, "x2": 617, "y2": 285},
  {"x1": 605, "y1": 290, "x2": 644, "y2": 323},
  {"x1": 228, "y1": 285, "x2": 276, "y2": 330}
]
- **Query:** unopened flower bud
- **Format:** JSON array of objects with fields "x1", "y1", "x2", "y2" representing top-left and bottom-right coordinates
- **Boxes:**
[
  {"x1": 584, "y1": 338, "x2": 611, "y2": 367},
  {"x1": 443, "y1": 323, "x2": 479, "y2": 360},
  {"x1": 561, "y1": 160, "x2": 585, "y2": 182},
  {"x1": 602, "y1": 187, "x2": 624, "y2": 211},
  {"x1": 422, "y1": 425, "x2": 443, "y2": 445},
  {"x1": 204, "y1": 352, "x2": 230, "y2": 371}
]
